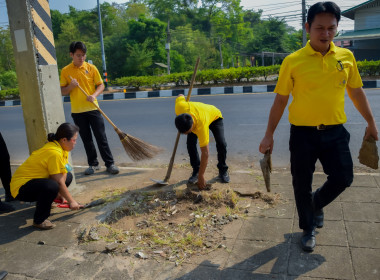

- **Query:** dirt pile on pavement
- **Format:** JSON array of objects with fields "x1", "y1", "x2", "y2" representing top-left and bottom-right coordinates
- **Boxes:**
[{"x1": 76, "y1": 186, "x2": 280, "y2": 265}]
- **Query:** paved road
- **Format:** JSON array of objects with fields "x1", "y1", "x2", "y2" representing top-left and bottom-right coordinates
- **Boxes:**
[{"x1": 1, "y1": 89, "x2": 380, "y2": 167}]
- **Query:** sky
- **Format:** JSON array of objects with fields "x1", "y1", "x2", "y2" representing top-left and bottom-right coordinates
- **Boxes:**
[{"x1": 0, "y1": 0, "x2": 364, "y2": 31}]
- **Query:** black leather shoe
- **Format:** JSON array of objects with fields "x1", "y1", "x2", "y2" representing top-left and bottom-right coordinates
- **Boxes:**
[
  {"x1": 188, "y1": 172, "x2": 198, "y2": 184},
  {"x1": 301, "y1": 230, "x2": 316, "y2": 252},
  {"x1": 219, "y1": 171, "x2": 230, "y2": 183}
]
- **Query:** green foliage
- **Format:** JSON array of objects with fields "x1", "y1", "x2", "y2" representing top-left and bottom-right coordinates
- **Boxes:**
[
  {"x1": 357, "y1": 60, "x2": 380, "y2": 76},
  {"x1": 0, "y1": 70, "x2": 18, "y2": 89},
  {"x1": 0, "y1": 88, "x2": 19, "y2": 99},
  {"x1": 0, "y1": 27, "x2": 15, "y2": 72}
]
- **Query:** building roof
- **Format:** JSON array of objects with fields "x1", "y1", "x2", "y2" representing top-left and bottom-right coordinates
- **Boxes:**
[
  {"x1": 341, "y1": 0, "x2": 379, "y2": 19},
  {"x1": 334, "y1": 28, "x2": 380, "y2": 40}
]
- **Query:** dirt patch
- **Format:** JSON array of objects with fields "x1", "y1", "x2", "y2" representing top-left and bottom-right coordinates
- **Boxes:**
[{"x1": 76, "y1": 185, "x2": 280, "y2": 265}]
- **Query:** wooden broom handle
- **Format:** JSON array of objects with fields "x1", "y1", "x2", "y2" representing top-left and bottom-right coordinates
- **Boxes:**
[
  {"x1": 164, "y1": 57, "x2": 200, "y2": 181},
  {"x1": 69, "y1": 76, "x2": 118, "y2": 130}
]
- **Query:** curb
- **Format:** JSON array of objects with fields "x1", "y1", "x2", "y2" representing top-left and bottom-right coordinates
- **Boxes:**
[{"x1": 1, "y1": 80, "x2": 379, "y2": 107}]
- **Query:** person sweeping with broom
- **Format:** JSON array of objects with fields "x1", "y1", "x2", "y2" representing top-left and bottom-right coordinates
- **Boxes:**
[
  {"x1": 175, "y1": 94, "x2": 230, "y2": 190},
  {"x1": 60, "y1": 41, "x2": 119, "y2": 175}
]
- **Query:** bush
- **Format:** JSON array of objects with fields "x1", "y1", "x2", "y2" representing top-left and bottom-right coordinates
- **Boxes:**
[
  {"x1": 0, "y1": 88, "x2": 19, "y2": 99},
  {"x1": 357, "y1": 60, "x2": 380, "y2": 76},
  {"x1": 0, "y1": 70, "x2": 18, "y2": 89},
  {"x1": 112, "y1": 61, "x2": 380, "y2": 89}
]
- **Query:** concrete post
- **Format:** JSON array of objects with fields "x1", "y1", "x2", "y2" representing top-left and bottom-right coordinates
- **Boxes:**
[{"x1": 6, "y1": 0, "x2": 66, "y2": 153}]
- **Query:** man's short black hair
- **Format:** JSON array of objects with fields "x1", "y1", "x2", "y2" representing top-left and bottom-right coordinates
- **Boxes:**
[
  {"x1": 175, "y1": 113, "x2": 193, "y2": 133},
  {"x1": 307, "y1": 2, "x2": 341, "y2": 26},
  {"x1": 69, "y1": 41, "x2": 87, "y2": 54}
]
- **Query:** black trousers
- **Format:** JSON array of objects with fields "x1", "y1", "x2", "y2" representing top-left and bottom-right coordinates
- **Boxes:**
[
  {"x1": 16, "y1": 173, "x2": 73, "y2": 224},
  {"x1": 289, "y1": 125, "x2": 353, "y2": 232},
  {"x1": 187, "y1": 118, "x2": 228, "y2": 174},
  {"x1": 0, "y1": 132, "x2": 12, "y2": 197},
  {"x1": 71, "y1": 110, "x2": 114, "y2": 167}
]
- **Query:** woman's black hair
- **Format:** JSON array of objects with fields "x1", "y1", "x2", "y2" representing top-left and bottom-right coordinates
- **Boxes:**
[
  {"x1": 47, "y1": 123, "x2": 79, "y2": 142},
  {"x1": 307, "y1": 2, "x2": 341, "y2": 26},
  {"x1": 69, "y1": 41, "x2": 87, "y2": 54},
  {"x1": 175, "y1": 113, "x2": 193, "y2": 133}
]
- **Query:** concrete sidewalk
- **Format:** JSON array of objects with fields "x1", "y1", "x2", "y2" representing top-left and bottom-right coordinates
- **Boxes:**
[{"x1": 0, "y1": 165, "x2": 379, "y2": 280}]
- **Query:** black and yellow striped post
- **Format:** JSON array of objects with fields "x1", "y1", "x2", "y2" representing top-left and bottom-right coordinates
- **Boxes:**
[
  {"x1": 6, "y1": 0, "x2": 66, "y2": 153},
  {"x1": 30, "y1": 0, "x2": 57, "y2": 66}
]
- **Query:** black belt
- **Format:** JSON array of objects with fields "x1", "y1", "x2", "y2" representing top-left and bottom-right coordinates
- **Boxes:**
[{"x1": 291, "y1": 124, "x2": 342, "y2": 130}]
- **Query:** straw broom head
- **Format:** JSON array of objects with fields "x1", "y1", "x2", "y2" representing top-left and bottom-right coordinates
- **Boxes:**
[{"x1": 115, "y1": 128, "x2": 162, "y2": 161}]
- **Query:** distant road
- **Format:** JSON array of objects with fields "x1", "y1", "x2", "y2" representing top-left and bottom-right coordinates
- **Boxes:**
[{"x1": 1, "y1": 89, "x2": 380, "y2": 168}]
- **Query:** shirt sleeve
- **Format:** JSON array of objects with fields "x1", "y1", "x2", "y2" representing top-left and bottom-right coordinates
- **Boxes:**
[
  {"x1": 274, "y1": 56, "x2": 293, "y2": 96},
  {"x1": 197, "y1": 127, "x2": 209, "y2": 148},
  {"x1": 60, "y1": 69, "x2": 68, "y2": 87},
  {"x1": 92, "y1": 65, "x2": 103, "y2": 86},
  {"x1": 47, "y1": 153, "x2": 67, "y2": 175},
  {"x1": 347, "y1": 55, "x2": 363, "y2": 89}
]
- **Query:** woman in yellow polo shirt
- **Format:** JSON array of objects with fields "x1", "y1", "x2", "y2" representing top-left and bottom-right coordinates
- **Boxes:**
[{"x1": 10, "y1": 123, "x2": 81, "y2": 230}]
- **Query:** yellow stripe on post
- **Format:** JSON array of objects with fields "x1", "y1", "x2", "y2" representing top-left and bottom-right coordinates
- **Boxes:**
[
  {"x1": 38, "y1": 0, "x2": 51, "y2": 17},
  {"x1": 31, "y1": 8, "x2": 55, "y2": 47},
  {"x1": 34, "y1": 37, "x2": 56, "y2": 65}
]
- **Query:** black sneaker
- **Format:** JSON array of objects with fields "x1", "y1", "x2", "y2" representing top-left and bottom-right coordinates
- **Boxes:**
[
  {"x1": 106, "y1": 164, "x2": 119, "y2": 175},
  {"x1": 219, "y1": 171, "x2": 230, "y2": 183},
  {"x1": 84, "y1": 165, "x2": 100, "y2": 175},
  {"x1": 0, "y1": 200, "x2": 15, "y2": 213},
  {"x1": 188, "y1": 172, "x2": 198, "y2": 184}
]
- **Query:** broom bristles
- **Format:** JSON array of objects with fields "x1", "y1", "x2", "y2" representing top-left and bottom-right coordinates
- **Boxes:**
[{"x1": 115, "y1": 128, "x2": 162, "y2": 161}]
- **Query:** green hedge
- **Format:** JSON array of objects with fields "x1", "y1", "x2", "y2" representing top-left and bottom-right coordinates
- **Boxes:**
[
  {"x1": 357, "y1": 60, "x2": 380, "y2": 76},
  {"x1": 113, "y1": 65, "x2": 282, "y2": 90},
  {"x1": 0, "y1": 88, "x2": 19, "y2": 99}
]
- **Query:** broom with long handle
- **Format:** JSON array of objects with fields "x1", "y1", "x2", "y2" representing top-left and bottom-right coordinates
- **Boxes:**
[
  {"x1": 151, "y1": 57, "x2": 200, "y2": 185},
  {"x1": 69, "y1": 76, "x2": 161, "y2": 161}
]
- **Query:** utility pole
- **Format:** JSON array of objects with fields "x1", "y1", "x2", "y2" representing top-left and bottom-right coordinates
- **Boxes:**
[
  {"x1": 97, "y1": 0, "x2": 108, "y2": 87},
  {"x1": 302, "y1": 0, "x2": 307, "y2": 47},
  {"x1": 166, "y1": 20, "x2": 171, "y2": 75},
  {"x1": 218, "y1": 37, "x2": 223, "y2": 69}
]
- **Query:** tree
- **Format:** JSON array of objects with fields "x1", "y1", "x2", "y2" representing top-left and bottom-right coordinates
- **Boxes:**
[
  {"x1": 125, "y1": 40, "x2": 154, "y2": 76},
  {"x1": 0, "y1": 27, "x2": 15, "y2": 72}
]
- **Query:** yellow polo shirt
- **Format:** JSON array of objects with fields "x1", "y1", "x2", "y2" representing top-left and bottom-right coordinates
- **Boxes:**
[
  {"x1": 10, "y1": 141, "x2": 69, "y2": 198},
  {"x1": 175, "y1": 96, "x2": 222, "y2": 147},
  {"x1": 275, "y1": 41, "x2": 363, "y2": 126},
  {"x1": 60, "y1": 62, "x2": 103, "y2": 113}
]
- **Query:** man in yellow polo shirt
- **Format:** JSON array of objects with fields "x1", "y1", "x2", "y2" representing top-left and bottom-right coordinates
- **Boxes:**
[
  {"x1": 259, "y1": 2, "x2": 378, "y2": 252},
  {"x1": 175, "y1": 94, "x2": 229, "y2": 190},
  {"x1": 60, "y1": 41, "x2": 119, "y2": 175}
]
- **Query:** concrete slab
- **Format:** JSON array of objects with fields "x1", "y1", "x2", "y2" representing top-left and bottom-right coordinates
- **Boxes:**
[
  {"x1": 288, "y1": 244, "x2": 353, "y2": 279},
  {"x1": 346, "y1": 221, "x2": 380, "y2": 248},
  {"x1": 340, "y1": 186, "x2": 380, "y2": 203},
  {"x1": 225, "y1": 239, "x2": 289, "y2": 274},
  {"x1": 351, "y1": 247, "x2": 380, "y2": 280},
  {"x1": 351, "y1": 175, "x2": 378, "y2": 187},
  {"x1": 0, "y1": 240, "x2": 63, "y2": 277},
  {"x1": 36, "y1": 250, "x2": 103, "y2": 280},
  {"x1": 182, "y1": 238, "x2": 235, "y2": 267},
  {"x1": 342, "y1": 202, "x2": 380, "y2": 222},
  {"x1": 373, "y1": 176, "x2": 380, "y2": 187},
  {"x1": 222, "y1": 269, "x2": 286, "y2": 279},
  {"x1": 175, "y1": 264, "x2": 223, "y2": 280},
  {"x1": 249, "y1": 200, "x2": 295, "y2": 219},
  {"x1": 237, "y1": 217, "x2": 293, "y2": 242},
  {"x1": 221, "y1": 219, "x2": 244, "y2": 239},
  {"x1": 18, "y1": 221, "x2": 79, "y2": 247}
]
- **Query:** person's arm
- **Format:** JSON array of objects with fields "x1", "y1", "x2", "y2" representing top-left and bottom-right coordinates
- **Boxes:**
[
  {"x1": 87, "y1": 83, "x2": 105, "y2": 103},
  {"x1": 259, "y1": 93, "x2": 289, "y2": 154},
  {"x1": 50, "y1": 173, "x2": 80, "y2": 210},
  {"x1": 197, "y1": 145, "x2": 209, "y2": 190},
  {"x1": 61, "y1": 78, "x2": 79, "y2": 96},
  {"x1": 347, "y1": 86, "x2": 378, "y2": 140}
]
